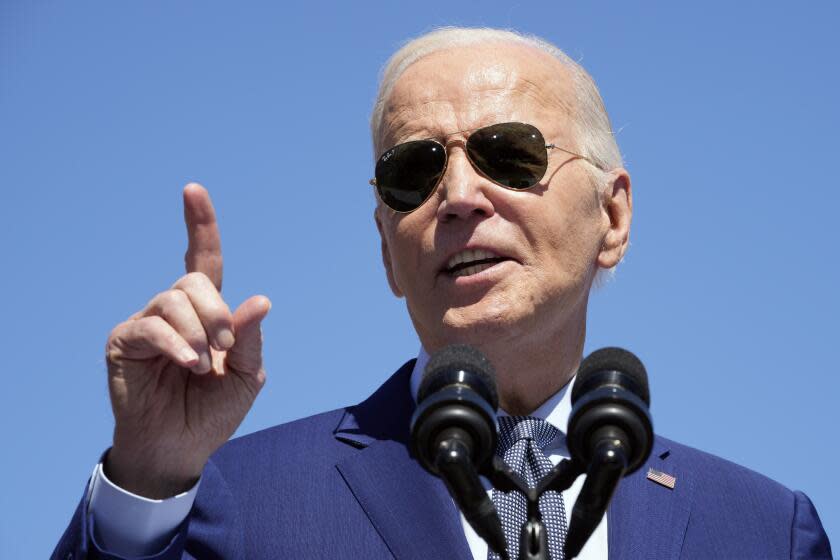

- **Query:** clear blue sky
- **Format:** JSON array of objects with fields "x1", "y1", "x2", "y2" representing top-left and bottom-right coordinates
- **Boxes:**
[{"x1": 1, "y1": 2, "x2": 837, "y2": 557}]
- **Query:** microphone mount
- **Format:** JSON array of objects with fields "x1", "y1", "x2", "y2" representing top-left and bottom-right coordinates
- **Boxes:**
[
  {"x1": 411, "y1": 345, "x2": 652, "y2": 560},
  {"x1": 479, "y1": 455, "x2": 586, "y2": 560}
]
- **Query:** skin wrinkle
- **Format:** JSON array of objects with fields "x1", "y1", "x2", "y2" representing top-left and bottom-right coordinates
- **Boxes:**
[
  {"x1": 383, "y1": 42, "x2": 571, "y2": 108},
  {"x1": 380, "y1": 87, "x2": 571, "y2": 153},
  {"x1": 374, "y1": 43, "x2": 631, "y2": 414},
  {"x1": 378, "y1": 47, "x2": 574, "y2": 156}
]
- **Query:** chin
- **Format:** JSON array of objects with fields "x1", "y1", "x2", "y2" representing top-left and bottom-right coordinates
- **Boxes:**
[{"x1": 438, "y1": 303, "x2": 529, "y2": 344}]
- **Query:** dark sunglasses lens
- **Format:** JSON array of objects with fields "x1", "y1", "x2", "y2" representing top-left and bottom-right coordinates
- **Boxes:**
[
  {"x1": 375, "y1": 140, "x2": 446, "y2": 212},
  {"x1": 467, "y1": 122, "x2": 548, "y2": 189}
]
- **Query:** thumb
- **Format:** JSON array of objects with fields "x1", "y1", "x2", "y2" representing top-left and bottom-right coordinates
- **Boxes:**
[{"x1": 226, "y1": 295, "x2": 271, "y2": 375}]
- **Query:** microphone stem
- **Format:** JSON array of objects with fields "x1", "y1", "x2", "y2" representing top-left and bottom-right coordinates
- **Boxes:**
[
  {"x1": 564, "y1": 439, "x2": 627, "y2": 559},
  {"x1": 434, "y1": 436, "x2": 510, "y2": 560}
]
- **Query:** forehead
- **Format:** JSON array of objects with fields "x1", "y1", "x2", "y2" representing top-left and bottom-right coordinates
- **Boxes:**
[{"x1": 379, "y1": 43, "x2": 576, "y2": 149}]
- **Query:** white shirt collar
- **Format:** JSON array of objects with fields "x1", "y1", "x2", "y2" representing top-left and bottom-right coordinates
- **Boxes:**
[{"x1": 409, "y1": 346, "x2": 576, "y2": 450}]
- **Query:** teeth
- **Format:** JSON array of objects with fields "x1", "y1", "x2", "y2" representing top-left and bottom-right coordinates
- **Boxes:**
[
  {"x1": 447, "y1": 248, "x2": 499, "y2": 270},
  {"x1": 451, "y1": 262, "x2": 497, "y2": 278}
]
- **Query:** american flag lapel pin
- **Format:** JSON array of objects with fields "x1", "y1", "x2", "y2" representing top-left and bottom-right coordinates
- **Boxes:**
[{"x1": 647, "y1": 468, "x2": 677, "y2": 489}]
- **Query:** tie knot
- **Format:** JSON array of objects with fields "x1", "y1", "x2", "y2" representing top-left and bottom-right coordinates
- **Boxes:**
[{"x1": 496, "y1": 416, "x2": 559, "y2": 456}]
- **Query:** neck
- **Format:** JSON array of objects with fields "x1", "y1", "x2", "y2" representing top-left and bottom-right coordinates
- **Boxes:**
[
  {"x1": 491, "y1": 312, "x2": 585, "y2": 415},
  {"x1": 418, "y1": 304, "x2": 588, "y2": 415}
]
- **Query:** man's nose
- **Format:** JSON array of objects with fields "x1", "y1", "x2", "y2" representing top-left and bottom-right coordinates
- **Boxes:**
[{"x1": 435, "y1": 148, "x2": 496, "y2": 223}]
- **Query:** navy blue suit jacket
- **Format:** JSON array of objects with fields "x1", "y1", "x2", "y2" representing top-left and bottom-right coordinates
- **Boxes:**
[{"x1": 54, "y1": 360, "x2": 832, "y2": 559}]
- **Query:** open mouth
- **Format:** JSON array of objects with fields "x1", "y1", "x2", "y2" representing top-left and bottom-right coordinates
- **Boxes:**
[{"x1": 444, "y1": 249, "x2": 510, "y2": 278}]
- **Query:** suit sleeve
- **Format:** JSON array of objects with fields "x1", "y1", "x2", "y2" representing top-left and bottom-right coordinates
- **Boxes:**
[
  {"x1": 790, "y1": 491, "x2": 832, "y2": 559},
  {"x1": 50, "y1": 481, "x2": 190, "y2": 560},
  {"x1": 51, "y1": 458, "x2": 241, "y2": 560}
]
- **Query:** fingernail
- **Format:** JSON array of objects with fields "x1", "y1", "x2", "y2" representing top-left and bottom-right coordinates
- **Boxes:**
[
  {"x1": 217, "y1": 329, "x2": 235, "y2": 350},
  {"x1": 180, "y1": 348, "x2": 199, "y2": 364},
  {"x1": 193, "y1": 353, "x2": 212, "y2": 375}
]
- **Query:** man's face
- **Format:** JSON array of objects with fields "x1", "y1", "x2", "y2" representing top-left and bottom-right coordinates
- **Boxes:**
[{"x1": 375, "y1": 43, "x2": 628, "y2": 353}]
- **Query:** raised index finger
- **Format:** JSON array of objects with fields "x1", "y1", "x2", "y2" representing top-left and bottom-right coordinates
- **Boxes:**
[{"x1": 183, "y1": 182, "x2": 223, "y2": 290}]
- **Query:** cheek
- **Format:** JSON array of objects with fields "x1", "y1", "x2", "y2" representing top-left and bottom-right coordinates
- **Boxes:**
[
  {"x1": 388, "y1": 219, "x2": 433, "y2": 290},
  {"x1": 533, "y1": 192, "x2": 603, "y2": 283}
]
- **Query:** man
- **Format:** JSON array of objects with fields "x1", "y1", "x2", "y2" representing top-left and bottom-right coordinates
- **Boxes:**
[{"x1": 53, "y1": 27, "x2": 831, "y2": 559}]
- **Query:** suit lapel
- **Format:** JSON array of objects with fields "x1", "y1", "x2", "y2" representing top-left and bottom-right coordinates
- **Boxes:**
[
  {"x1": 333, "y1": 361, "x2": 699, "y2": 559},
  {"x1": 337, "y1": 439, "x2": 473, "y2": 560},
  {"x1": 608, "y1": 438, "x2": 694, "y2": 560},
  {"x1": 333, "y1": 361, "x2": 473, "y2": 560}
]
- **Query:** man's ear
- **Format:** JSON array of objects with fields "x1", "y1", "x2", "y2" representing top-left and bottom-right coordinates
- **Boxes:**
[
  {"x1": 374, "y1": 208, "x2": 404, "y2": 298},
  {"x1": 597, "y1": 169, "x2": 632, "y2": 270}
]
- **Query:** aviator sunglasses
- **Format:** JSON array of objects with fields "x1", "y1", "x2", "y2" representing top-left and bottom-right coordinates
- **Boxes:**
[{"x1": 370, "y1": 121, "x2": 603, "y2": 213}]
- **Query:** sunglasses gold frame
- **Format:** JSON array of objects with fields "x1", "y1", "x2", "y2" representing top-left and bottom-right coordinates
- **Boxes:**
[{"x1": 369, "y1": 122, "x2": 606, "y2": 213}]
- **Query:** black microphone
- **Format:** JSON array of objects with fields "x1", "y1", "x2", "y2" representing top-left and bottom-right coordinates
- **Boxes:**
[
  {"x1": 410, "y1": 345, "x2": 509, "y2": 560},
  {"x1": 564, "y1": 347, "x2": 654, "y2": 559}
]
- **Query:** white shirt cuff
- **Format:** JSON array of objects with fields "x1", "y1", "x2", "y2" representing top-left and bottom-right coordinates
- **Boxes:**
[{"x1": 87, "y1": 462, "x2": 200, "y2": 558}]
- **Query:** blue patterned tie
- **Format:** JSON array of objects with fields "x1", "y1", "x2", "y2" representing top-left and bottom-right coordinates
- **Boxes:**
[{"x1": 489, "y1": 416, "x2": 567, "y2": 560}]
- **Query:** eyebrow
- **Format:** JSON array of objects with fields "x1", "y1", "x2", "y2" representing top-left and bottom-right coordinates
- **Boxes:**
[{"x1": 383, "y1": 117, "x2": 506, "y2": 148}]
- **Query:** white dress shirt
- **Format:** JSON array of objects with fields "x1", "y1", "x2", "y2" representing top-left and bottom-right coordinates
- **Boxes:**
[{"x1": 88, "y1": 350, "x2": 607, "y2": 559}]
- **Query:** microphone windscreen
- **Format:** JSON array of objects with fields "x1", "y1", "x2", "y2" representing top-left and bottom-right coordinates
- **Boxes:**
[
  {"x1": 418, "y1": 344, "x2": 499, "y2": 409},
  {"x1": 572, "y1": 347, "x2": 650, "y2": 406}
]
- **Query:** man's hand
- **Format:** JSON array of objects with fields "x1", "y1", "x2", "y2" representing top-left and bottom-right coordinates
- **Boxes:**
[{"x1": 103, "y1": 183, "x2": 271, "y2": 499}]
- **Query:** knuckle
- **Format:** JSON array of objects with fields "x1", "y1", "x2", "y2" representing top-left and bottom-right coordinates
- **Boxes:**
[
  {"x1": 200, "y1": 300, "x2": 232, "y2": 326},
  {"x1": 146, "y1": 289, "x2": 179, "y2": 315},
  {"x1": 147, "y1": 290, "x2": 166, "y2": 307},
  {"x1": 105, "y1": 321, "x2": 129, "y2": 360},
  {"x1": 159, "y1": 289, "x2": 188, "y2": 309},
  {"x1": 113, "y1": 318, "x2": 145, "y2": 340},
  {"x1": 213, "y1": 302, "x2": 234, "y2": 324},
  {"x1": 136, "y1": 315, "x2": 163, "y2": 338},
  {"x1": 207, "y1": 254, "x2": 224, "y2": 270},
  {"x1": 183, "y1": 325, "x2": 208, "y2": 348},
  {"x1": 165, "y1": 330, "x2": 185, "y2": 350},
  {"x1": 182, "y1": 271, "x2": 211, "y2": 288},
  {"x1": 107, "y1": 321, "x2": 126, "y2": 343}
]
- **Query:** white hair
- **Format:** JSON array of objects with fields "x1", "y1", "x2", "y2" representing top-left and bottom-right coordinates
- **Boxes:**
[
  {"x1": 370, "y1": 27, "x2": 623, "y2": 174},
  {"x1": 370, "y1": 27, "x2": 625, "y2": 284}
]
